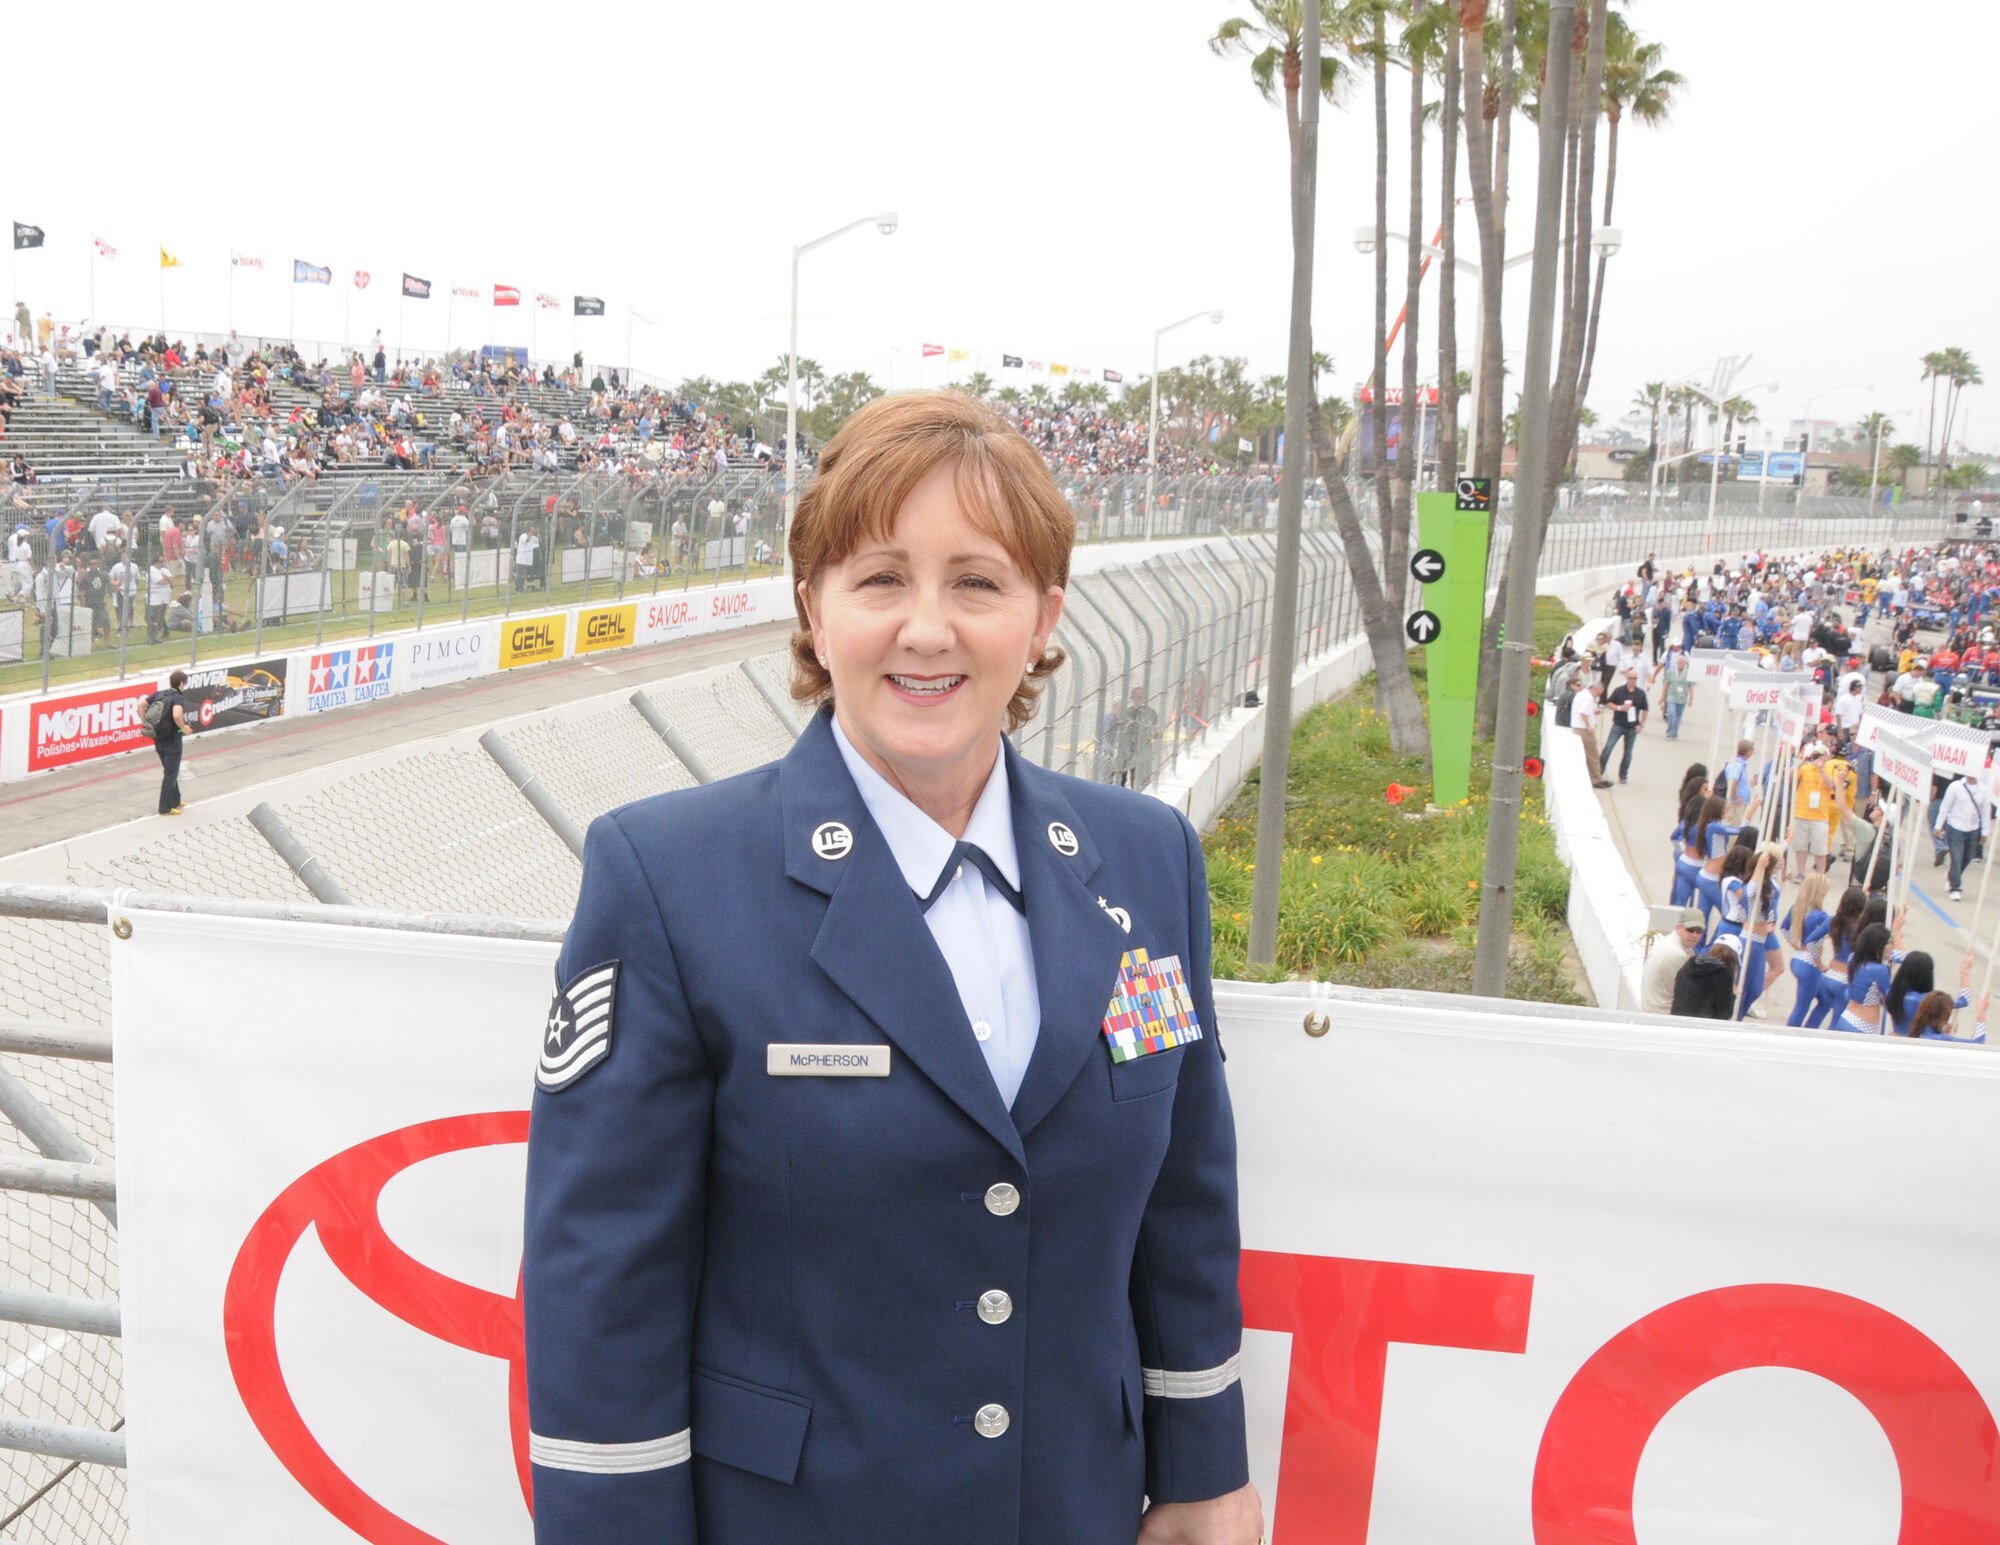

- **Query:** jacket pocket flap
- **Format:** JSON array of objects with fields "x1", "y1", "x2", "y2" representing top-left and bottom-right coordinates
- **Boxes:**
[{"x1": 691, "y1": 1368, "x2": 812, "y2": 1484}]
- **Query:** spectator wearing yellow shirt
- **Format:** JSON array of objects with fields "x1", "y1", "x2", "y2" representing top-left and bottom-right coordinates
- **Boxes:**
[{"x1": 1786, "y1": 742, "x2": 1837, "y2": 882}]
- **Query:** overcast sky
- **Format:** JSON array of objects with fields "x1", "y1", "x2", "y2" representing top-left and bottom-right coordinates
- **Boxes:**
[{"x1": 8, "y1": 1, "x2": 1993, "y2": 454}]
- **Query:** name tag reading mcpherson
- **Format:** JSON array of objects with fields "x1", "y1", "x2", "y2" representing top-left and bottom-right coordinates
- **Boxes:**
[{"x1": 767, "y1": 1044, "x2": 893, "y2": 1077}]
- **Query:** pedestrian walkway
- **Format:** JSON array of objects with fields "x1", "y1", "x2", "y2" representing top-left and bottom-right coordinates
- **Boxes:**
[{"x1": 1577, "y1": 582, "x2": 1984, "y2": 1023}]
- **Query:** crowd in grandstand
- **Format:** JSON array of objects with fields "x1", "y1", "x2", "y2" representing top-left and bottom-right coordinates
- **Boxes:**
[{"x1": 1567, "y1": 540, "x2": 2000, "y2": 1041}]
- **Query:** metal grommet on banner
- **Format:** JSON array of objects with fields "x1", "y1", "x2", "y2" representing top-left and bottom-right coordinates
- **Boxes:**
[
  {"x1": 111, "y1": 917, "x2": 133, "y2": 940},
  {"x1": 1303, "y1": 1011, "x2": 1330, "y2": 1038}
]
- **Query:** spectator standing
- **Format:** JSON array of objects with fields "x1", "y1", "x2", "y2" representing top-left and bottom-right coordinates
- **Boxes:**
[
  {"x1": 1721, "y1": 738, "x2": 1757, "y2": 824},
  {"x1": 1785, "y1": 744, "x2": 1836, "y2": 881},
  {"x1": 1654, "y1": 647, "x2": 1693, "y2": 739},
  {"x1": 1671, "y1": 935, "x2": 1741, "y2": 1020},
  {"x1": 1571, "y1": 677, "x2": 1612, "y2": 789},
  {"x1": 145, "y1": 670, "x2": 191, "y2": 815},
  {"x1": 1643, "y1": 908, "x2": 1707, "y2": 1015},
  {"x1": 1602, "y1": 663, "x2": 1649, "y2": 784},
  {"x1": 1934, "y1": 772, "x2": 1986, "y2": 901},
  {"x1": 145, "y1": 555, "x2": 173, "y2": 642},
  {"x1": 514, "y1": 524, "x2": 540, "y2": 592}
]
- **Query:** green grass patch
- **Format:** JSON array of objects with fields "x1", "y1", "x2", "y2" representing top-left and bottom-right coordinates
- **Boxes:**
[{"x1": 1208, "y1": 594, "x2": 1583, "y2": 1004}]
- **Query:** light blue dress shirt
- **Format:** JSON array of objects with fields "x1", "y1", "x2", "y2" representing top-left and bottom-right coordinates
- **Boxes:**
[{"x1": 832, "y1": 717, "x2": 1042, "y2": 1108}]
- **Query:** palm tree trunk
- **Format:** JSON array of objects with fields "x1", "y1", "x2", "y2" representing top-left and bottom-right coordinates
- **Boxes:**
[
  {"x1": 1574, "y1": 108, "x2": 1620, "y2": 423},
  {"x1": 1543, "y1": 0, "x2": 1608, "y2": 512},
  {"x1": 1396, "y1": 0, "x2": 1426, "y2": 576},
  {"x1": 1308, "y1": 384, "x2": 1428, "y2": 756},
  {"x1": 1438, "y1": 23, "x2": 1463, "y2": 484},
  {"x1": 1924, "y1": 373, "x2": 1940, "y2": 499},
  {"x1": 1482, "y1": 0, "x2": 1517, "y2": 480},
  {"x1": 1372, "y1": 7, "x2": 1401, "y2": 613},
  {"x1": 1458, "y1": 0, "x2": 1502, "y2": 479}
]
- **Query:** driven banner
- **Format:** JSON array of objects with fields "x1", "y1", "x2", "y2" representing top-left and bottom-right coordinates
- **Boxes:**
[{"x1": 110, "y1": 912, "x2": 2000, "y2": 1543}]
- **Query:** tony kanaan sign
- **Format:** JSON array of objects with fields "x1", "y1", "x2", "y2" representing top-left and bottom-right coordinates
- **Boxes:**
[
  {"x1": 500, "y1": 614, "x2": 567, "y2": 669},
  {"x1": 574, "y1": 603, "x2": 638, "y2": 656}
]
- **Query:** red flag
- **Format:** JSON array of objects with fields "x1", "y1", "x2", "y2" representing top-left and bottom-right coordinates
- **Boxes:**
[
  {"x1": 921, "y1": 343, "x2": 944, "y2": 358},
  {"x1": 535, "y1": 292, "x2": 559, "y2": 310},
  {"x1": 493, "y1": 285, "x2": 521, "y2": 307},
  {"x1": 352, "y1": 271, "x2": 371, "y2": 290}
]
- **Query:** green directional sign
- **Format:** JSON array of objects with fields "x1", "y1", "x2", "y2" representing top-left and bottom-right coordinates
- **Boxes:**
[{"x1": 1415, "y1": 484, "x2": 1494, "y2": 806}]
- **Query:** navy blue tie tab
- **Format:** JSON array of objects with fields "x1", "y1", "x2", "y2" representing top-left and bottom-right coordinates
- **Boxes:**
[{"x1": 918, "y1": 842, "x2": 1025, "y2": 914}]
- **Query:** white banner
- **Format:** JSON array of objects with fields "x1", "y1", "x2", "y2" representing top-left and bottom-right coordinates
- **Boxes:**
[
  {"x1": 110, "y1": 913, "x2": 2000, "y2": 1543},
  {"x1": 1689, "y1": 647, "x2": 1758, "y2": 685},
  {"x1": 1874, "y1": 725, "x2": 1936, "y2": 800},
  {"x1": 1724, "y1": 667, "x2": 1817, "y2": 712},
  {"x1": 1774, "y1": 688, "x2": 1814, "y2": 748},
  {"x1": 400, "y1": 620, "x2": 500, "y2": 692}
]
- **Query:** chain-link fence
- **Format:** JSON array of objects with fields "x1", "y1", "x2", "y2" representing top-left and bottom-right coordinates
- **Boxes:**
[{"x1": 0, "y1": 505, "x2": 1962, "y2": 1542}]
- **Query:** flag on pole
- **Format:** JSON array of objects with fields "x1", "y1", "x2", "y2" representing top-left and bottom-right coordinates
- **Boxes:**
[
  {"x1": 1028, "y1": 360, "x2": 1045, "y2": 372},
  {"x1": 921, "y1": 343, "x2": 944, "y2": 358},
  {"x1": 292, "y1": 260, "x2": 331, "y2": 285},
  {"x1": 231, "y1": 253, "x2": 264, "y2": 269},
  {"x1": 1002, "y1": 354, "x2": 1023, "y2": 369},
  {"x1": 1050, "y1": 363, "x2": 1070, "y2": 377},
  {"x1": 573, "y1": 296, "x2": 605, "y2": 316},
  {"x1": 13, "y1": 223, "x2": 44, "y2": 251},
  {"x1": 632, "y1": 310, "x2": 654, "y2": 326},
  {"x1": 452, "y1": 285, "x2": 479, "y2": 300},
  {"x1": 535, "y1": 292, "x2": 559, "y2": 310},
  {"x1": 402, "y1": 273, "x2": 431, "y2": 299},
  {"x1": 493, "y1": 285, "x2": 521, "y2": 307},
  {"x1": 93, "y1": 238, "x2": 117, "y2": 260},
  {"x1": 159, "y1": 248, "x2": 183, "y2": 269},
  {"x1": 1103, "y1": 369, "x2": 1123, "y2": 384},
  {"x1": 1238, "y1": 437, "x2": 1255, "y2": 455},
  {"x1": 948, "y1": 348, "x2": 971, "y2": 363},
  {"x1": 352, "y1": 271, "x2": 371, "y2": 290}
]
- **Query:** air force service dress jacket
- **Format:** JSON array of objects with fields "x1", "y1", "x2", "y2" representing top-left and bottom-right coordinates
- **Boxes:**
[{"x1": 523, "y1": 707, "x2": 1248, "y2": 1544}]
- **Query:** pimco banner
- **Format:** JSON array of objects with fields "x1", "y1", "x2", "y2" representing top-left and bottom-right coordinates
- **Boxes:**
[{"x1": 110, "y1": 912, "x2": 2000, "y2": 1542}]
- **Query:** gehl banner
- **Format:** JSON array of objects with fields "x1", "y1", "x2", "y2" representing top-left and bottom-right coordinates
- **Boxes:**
[{"x1": 109, "y1": 909, "x2": 2000, "y2": 1544}]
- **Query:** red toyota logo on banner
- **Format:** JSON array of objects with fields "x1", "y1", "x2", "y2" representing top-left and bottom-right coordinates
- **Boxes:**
[
  {"x1": 222, "y1": 1120, "x2": 2000, "y2": 1544},
  {"x1": 223, "y1": 1113, "x2": 533, "y2": 1542}
]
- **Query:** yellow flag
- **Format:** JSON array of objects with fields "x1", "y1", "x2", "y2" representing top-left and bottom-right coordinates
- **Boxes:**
[
  {"x1": 948, "y1": 348, "x2": 971, "y2": 363},
  {"x1": 1050, "y1": 363, "x2": 1070, "y2": 377},
  {"x1": 159, "y1": 247, "x2": 183, "y2": 269}
]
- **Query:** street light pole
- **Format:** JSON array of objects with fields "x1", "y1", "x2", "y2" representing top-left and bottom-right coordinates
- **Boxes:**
[
  {"x1": 1145, "y1": 309, "x2": 1224, "y2": 539},
  {"x1": 785, "y1": 212, "x2": 899, "y2": 578}
]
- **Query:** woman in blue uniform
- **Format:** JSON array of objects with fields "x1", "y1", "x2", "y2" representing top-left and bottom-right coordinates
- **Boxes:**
[
  {"x1": 1668, "y1": 768, "x2": 1708, "y2": 908},
  {"x1": 522, "y1": 392, "x2": 1261, "y2": 1545},
  {"x1": 1689, "y1": 795, "x2": 1731, "y2": 928},
  {"x1": 1715, "y1": 844, "x2": 1779, "y2": 1018},
  {"x1": 1887, "y1": 950, "x2": 1973, "y2": 1036},
  {"x1": 1909, "y1": 989, "x2": 1990, "y2": 1042},
  {"x1": 1836, "y1": 920, "x2": 1902, "y2": 1033},
  {"x1": 1781, "y1": 873, "x2": 1831, "y2": 1026}
]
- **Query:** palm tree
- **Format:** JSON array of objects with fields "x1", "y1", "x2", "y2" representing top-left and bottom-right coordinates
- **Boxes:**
[
  {"x1": 1922, "y1": 349, "x2": 1949, "y2": 493},
  {"x1": 995, "y1": 386, "x2": 1023, "y2": 407},
  {"x1": 1632, "y1": 380, "x2": 1666, "y2": 464},
  {"x1": 1888, "y1": 444, "x2": 1923, "y2": 486},
  {"x1": 1213, "y1": 1, "x2": 1427, "y2": 755},
  {"x1": 1859, "y1": 411, "x2": 1895, "y2": 469},
  {"x1": 1720, "y1": 395, "x2": 1758, "y2": 450},
  {"x1": 1938, "y1": 347, "x2": 1982, "y2": 476},
  {"x1": 959, "y1": 370, "x2": 995, "y2": 400}
]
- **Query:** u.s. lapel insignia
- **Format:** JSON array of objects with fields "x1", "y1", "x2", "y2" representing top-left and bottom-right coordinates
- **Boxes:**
[
  {"x1": 1101, "y1": 948, "x2": 1203, "y2": 1063},
  {"x1": 1097, "y1": 896, "x2": 1132, "y2": 933},
  {"x1": 812, "y1": 821, "x2": 854, "y2": 860},
  {"x1": 538, "y1": 961, "x2": 619, "y2": 1092},
  {"x1": 1048, "y1": 821, "x2": 1080, "y2": 857}
]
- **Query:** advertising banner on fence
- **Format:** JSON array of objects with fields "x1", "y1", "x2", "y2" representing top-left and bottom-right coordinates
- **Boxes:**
[
  {"x1": 304, "y1": 643, "x2": 396, "y2": 715},
  {"x1": 574, "y1": 602, "x2": 638, "y2": 656},
  {"x1": 499, "y1": 613, "x2": 566, "y2": 670},
  {"x1": 110, "y1": 912, "x2": 2000, "y2": 1543},
  {"x1": 183, "y1": 658, "x2": 289, "y2": 732},
  {"x1": 28, "y1": 677, "x2": 160, "y2": 771},
  {"x1": 403, "y1": 621, "x2": 499, "y2": 692}
]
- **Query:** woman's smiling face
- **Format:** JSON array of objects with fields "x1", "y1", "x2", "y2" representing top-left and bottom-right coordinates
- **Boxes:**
[{"x1": 803, "y1": 461, "x2": 1063, "y2": 810}]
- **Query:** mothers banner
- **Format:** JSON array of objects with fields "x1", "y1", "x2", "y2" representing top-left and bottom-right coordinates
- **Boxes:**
[{"x1": 111, "y1": 912, "x2": 2000, "y2": 1543}]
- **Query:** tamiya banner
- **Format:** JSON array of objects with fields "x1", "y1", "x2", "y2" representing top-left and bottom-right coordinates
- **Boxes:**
[{"x1": 111, "y1": 913, "x2": 2000, "y2": 1543}]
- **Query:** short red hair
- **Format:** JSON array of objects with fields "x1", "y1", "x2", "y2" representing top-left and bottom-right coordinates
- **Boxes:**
[{"x1": 789, "y1": 391, "x2": 1073, "y2": 731}]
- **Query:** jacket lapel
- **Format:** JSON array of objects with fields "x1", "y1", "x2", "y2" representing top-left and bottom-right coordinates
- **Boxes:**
[
  {"x1": 782, "y1": 713, "x2": 1025, "y2": 1165},
  {"x1": 1005, "y1": 745, "x2": 1130, "y2": 1140}
]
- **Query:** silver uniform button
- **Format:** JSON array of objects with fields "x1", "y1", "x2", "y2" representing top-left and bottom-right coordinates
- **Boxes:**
[
  {"x1": 972, "y1": 1018, "x2": 993, "y2": 1043},
  {"x1": 977, "y1": 1290, "x2": 1013, "y2": 1325},
  {"x1": 974, "y1": 1403, "x2": 1011, "y2": 1439},
  {"x1": 983, "y1": 1183, "x2": 1020, "y2": 1216}
]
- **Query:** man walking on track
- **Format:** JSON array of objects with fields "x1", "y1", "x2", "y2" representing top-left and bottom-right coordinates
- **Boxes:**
[
  {"x1": 1602, "y1": 662, "x2": 1650, "y2": 784},
  {"x1": 146, "y1": 670, "x2": 191, "y2": 815},
  {"x1": 1572, "y1": 676, "x2": 1613, "y2": 788}
]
